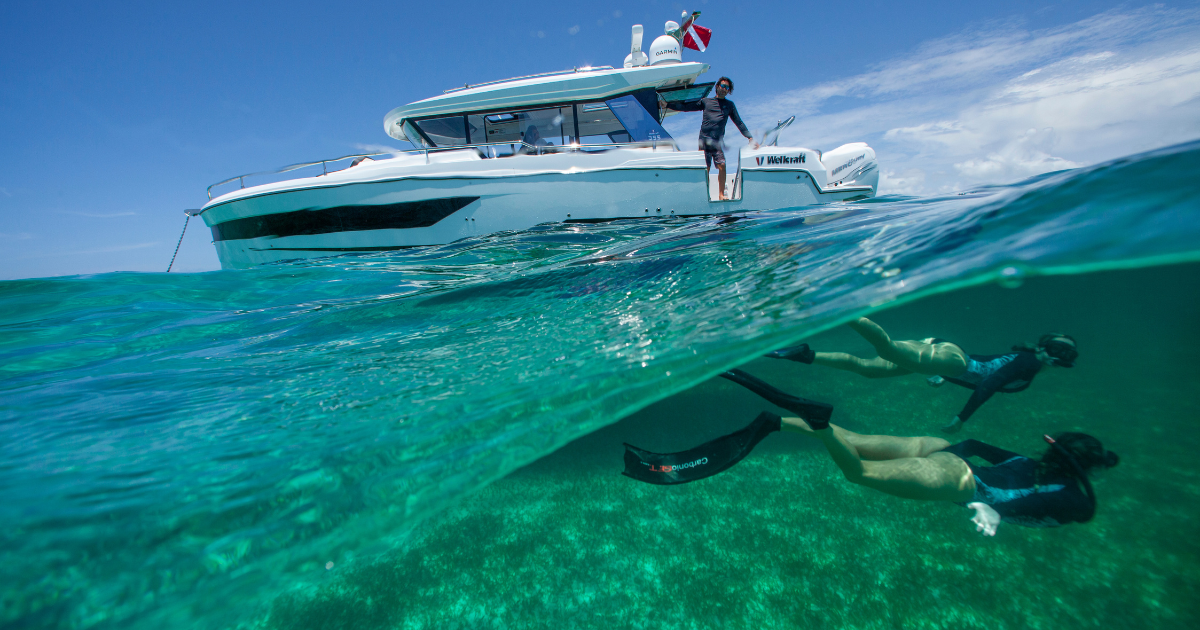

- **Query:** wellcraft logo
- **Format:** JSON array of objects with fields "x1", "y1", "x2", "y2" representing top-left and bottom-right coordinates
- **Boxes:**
[{"x1": 755, "y1": 154, "x2": 806, "y2": 166}]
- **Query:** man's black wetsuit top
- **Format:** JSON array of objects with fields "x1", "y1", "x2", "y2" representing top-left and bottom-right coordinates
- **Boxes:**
[
  {"x1": 941, "y1": 439, "x2": 1092, "y2": 527},
  {"x1": 944, "y1": 350, "x2": 1044, "y2": 422},
  {"x1": 666, "y1": 97, "x2": 752, "y2": 144}
]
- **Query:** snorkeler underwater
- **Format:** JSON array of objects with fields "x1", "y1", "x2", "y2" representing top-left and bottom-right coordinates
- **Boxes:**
[{"x1": 624, "y1": 367, "x2": 1114, "y2": 536}]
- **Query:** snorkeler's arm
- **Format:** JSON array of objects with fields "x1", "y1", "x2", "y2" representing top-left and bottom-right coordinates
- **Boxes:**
[
  {"x1": 955, "y1": 355, "x2": 1043, "y2": 420},
  {"x1": 982, "y1": 488, "x2": 1091, "y2": 527},
  {"x1": 957, "y1": 358, "x2": 1022, "y2": 420},
  {"x1": 941, "y1": 439, "x2": 1021, "y2": 465},
  {"x1": 666, "y1": 99, "x2": 705, "y2": 112},
  {"x1": 956, "y1": 385, "x2": 996, "y2": 423}
]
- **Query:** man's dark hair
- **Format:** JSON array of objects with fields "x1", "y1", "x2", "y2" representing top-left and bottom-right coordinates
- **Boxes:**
[{"x1": 717, "y1": 76, "x2": 734, "y2": 92}]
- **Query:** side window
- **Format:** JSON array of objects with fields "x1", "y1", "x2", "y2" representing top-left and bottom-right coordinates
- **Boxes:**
[
  {"x1": 576, "y1": 102, "x2": 629, "y2": 145},
  {"x1": 413, "y1": 116, "x2": 467, "y2": 147},
  {"x1": 480, "y1": 107, "x2": 572, "y2": 156},
  {"x1": 402, "y1": 120, "x2": 432, "y2": 148},
  {"x1": 467, "y1": 114, "x2": 485, "y2": 145}
]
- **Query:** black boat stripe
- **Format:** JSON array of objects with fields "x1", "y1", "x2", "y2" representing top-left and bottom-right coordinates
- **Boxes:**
[
  {"x1": 210, "y1": 197, "x2": 479, "y2": 242},
  {"x1": 248, "y1": 245, "x2": 424, "y2": 252}
]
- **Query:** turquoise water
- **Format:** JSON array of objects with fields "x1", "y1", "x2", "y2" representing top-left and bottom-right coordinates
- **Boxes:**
[{"x1": 3, "y1": 141, "x2": 1199, "y2": 629}]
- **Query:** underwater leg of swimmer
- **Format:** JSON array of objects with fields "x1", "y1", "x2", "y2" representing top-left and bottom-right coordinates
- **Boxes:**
[
  {"x1": 811, "y1": 427, "x2": 975, "y2": 501},
  {"x1": 780, "y1": 419, "x2": 949, "y2": 460},
  {"x1": 847, "y1": 317, "x2": 968, "y2": 376},
  {"x1": 811, "y1": 352, "x2": 912, "y2": 378}
]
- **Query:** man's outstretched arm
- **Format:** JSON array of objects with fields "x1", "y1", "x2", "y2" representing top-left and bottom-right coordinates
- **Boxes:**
[
  {"x1": 665, "y1": 100, "x2": 705, "y2": 112},
  {"x1": 727, "y1": 103, "x2": 758, "y2": 148}
]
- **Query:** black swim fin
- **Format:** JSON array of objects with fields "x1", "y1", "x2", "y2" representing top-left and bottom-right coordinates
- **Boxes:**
[
  {"x1": 766, "y1": 343, "x2": 815, "y2": 364},
  {"x1": 623, "y1": 412, "x2": 782, "y2": 485},
  {"x1": 720, "y1": 368, "x2": 833, "y2": 429}
]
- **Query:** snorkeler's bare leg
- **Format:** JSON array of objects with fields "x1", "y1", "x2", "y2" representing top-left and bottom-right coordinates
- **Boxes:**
[
  {"x1": 812, "y1": 426, "x2": 975, "y2": 501},
  {"x1": 847, "y1": 317, "x2": 968, "y2": 376},
  {"x1": 782, "y1": 419, "x2": 949, "y2": 459},
  {"x1": 717, "y1": 164, "x2": 728, "y2": 200},
  {"x1": 812, "y1": 352, "x2": 912, "y2": 378}
]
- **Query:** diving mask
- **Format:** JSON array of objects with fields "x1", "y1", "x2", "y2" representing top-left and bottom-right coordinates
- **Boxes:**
[{"x1": 1039, "y1": 334, "x2": 1078, "y2": 367}]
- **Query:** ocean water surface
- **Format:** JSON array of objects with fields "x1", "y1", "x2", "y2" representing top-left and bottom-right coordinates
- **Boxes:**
[{"x1": 3, "y1": 141, "x2": 1199, "y2": 629}]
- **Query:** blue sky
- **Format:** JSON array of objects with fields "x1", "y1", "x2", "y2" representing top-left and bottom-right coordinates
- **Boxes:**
[{"x1": 1, "y1": 0, "x2": 1197, "y2": 278}]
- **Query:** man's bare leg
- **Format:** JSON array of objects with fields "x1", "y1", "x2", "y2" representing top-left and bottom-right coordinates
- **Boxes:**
[
  {"x1": 717, "y1": 163, "x2": 728, "y2": 200},
  {"x1": 848, "y1": 317, "x2": 968, "y2": 376}
]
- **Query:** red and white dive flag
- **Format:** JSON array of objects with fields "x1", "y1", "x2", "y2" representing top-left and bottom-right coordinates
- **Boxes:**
[{"x1": 680, "y1": 11, "x2": 711, "y2": 52}]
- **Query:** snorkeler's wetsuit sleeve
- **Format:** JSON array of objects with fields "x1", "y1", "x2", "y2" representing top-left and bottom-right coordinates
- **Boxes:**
[
  {"x1": 957, "y1": 353, "x2": 1041, "y2": 422},
  {"x1": 727, "y1": 101, "x2": 752, "y2": 139},
  {"x1": 941, "y1": 439, "x2": 1022, "y2": 465},
  {"x1": 991, "y1": 486, "x2": 1093, "y2": 526}
]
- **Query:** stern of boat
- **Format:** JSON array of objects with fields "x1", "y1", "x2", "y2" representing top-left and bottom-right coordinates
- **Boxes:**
[{"x1": 738, "y1": 143, "x2": 878, "y2": 206}]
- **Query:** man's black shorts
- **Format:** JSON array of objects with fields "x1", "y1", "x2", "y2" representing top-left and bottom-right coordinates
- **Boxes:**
[{"x1": 700, "y1": 136, "x2": 725, "y2": 168}]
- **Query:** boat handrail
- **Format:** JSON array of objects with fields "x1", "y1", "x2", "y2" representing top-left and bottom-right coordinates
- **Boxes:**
[
  {"x1": 443, "y1": 66, "x2": 617, "y2": 94},
  {"x1": 762, "y1": 115, "x2": 796, "y2": 147},
  {"x1": 205, "y1": 152, "x2": 392, "y2": 199},
  {"x1": 205, "y1": 139, "x2": 676, "y2": 200}
]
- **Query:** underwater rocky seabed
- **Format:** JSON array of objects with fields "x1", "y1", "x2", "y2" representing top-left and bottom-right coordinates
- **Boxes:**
[
  {"x1": 259, "y1": 264, "x2": 1200, "y2": 630},
  {"x1": 3, "y1": 142, "x2": 1200, "y2": 630}
]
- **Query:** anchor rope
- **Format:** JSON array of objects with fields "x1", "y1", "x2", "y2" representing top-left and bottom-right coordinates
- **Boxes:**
[{"x1": 166, "y1": 213, "x2": 191, "y2": 272}]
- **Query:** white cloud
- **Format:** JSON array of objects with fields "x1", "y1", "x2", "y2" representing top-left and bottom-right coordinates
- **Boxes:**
[
  {"x1": 0, "y1": 232, "x2": 33, "y2": 240},
  {"x1": 740, "y1": 6, "x2": 1200, "y2": 194},
  {"x1": 877, "y1": 169, "x2": 926, "y2": 197}
]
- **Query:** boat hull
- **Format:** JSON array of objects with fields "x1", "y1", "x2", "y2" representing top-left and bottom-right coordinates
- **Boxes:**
[{"x1": 199, "y1": 147, "x2": 876, "y2": 268}]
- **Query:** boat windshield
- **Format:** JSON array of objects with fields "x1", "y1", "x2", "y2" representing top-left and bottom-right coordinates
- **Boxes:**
[
  {"x1": 409, "y1": 89, "x2": 672, "y2": 154},
  {"x1": 605, "y1": 95, "x2": 670, "y2": 143}
]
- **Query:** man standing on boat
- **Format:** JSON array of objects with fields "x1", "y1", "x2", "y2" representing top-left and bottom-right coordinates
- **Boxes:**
[{"x1": 665, "y1": 76, "x2": 758, "y2": 200}]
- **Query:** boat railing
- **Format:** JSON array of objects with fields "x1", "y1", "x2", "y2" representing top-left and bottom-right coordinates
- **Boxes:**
[
  {"x1": 206, "y1": 152, "x2": 391, "y2": 200},
  {"x1": 205, "y1": 139, "x2": 677, "y2": 200},
  {"x1": 443, "y1": 66, "x2": 617, "y2": 94},
  {"x1": 761, "y1": 115, "x2": 796, "y2": 147}
]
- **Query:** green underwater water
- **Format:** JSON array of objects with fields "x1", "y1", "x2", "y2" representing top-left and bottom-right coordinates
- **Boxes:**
[
  {"x1": 3, "y1": 142, "x2": 1200, "y2": 629},
  {"x1": 262, "y1": 263, "x2": 1200, "y2": 630}
]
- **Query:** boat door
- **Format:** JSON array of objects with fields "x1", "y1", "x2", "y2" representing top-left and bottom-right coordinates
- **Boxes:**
[
  {"x1": 713, "y1": 116, "x2": 793, "y2": 202},
  {"x1": 707, "y1": 143, "x2": 744, "y2": 202}
]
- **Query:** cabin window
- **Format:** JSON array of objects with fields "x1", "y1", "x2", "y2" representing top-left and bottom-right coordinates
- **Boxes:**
[
  {"x1": 477, "y1": 106, "x2": 573, "y2": 156},
  {"x1": 657, "y1": 82, "x2": 715, "y2": 110},
  {"x1": 409, "y1": 91, "x2": 673, "y2": 155},
  {"x1": 575, "y1": 102, "x2": 630, "y2": 145},
  {"x1": 413, "y1": 116, "x2": 468, "y2": 147},
  {"x1": 403, "y1": 120, "x2": 433, "y2": 148}
]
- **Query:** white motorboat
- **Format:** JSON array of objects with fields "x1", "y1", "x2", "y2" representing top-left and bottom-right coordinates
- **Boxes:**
[{"x1": 195, "y1": 22, "x2": 880, "y2": 269}]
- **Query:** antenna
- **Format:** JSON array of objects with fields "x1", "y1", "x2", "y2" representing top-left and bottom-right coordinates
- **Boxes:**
[{"x1": 626, "y1": 25, "x2": 648, "y2": 67}]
